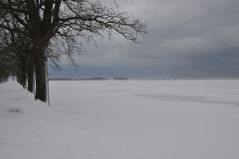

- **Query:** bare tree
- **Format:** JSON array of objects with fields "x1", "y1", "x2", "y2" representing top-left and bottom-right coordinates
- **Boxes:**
[
  {"x1": 0, "y1": 10, "x2": 34, "y2": 89},
  {"x1": 0, "y1": 0, "x2": 146, "y2": 102}
]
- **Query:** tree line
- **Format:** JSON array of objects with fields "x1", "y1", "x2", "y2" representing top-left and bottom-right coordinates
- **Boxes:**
[{"x1": 0, "y1": 0, "x2": 146, "y2": 102}]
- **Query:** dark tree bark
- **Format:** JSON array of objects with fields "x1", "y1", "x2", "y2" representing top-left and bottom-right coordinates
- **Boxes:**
[
  {"x1": 16, "y1": 66, "x2": 21, "y2": 84},
  {"x1": 20, "y1": 61, "x2": 27, "y2": 88},
  {"x1": 27, "y1": 61, "x2": 34, "y2": 92},
  {"x1": 34, "y1": 46, "x2": 47, "y2": 102}
]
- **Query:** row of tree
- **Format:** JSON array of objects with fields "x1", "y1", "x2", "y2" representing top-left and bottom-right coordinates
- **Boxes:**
[{"x1": 0, "y1": 0, "x2": 146, "y2": 102}]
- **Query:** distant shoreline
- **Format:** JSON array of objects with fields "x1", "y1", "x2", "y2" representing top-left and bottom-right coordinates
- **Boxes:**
[
  {"x1": 49, "y1": 77, "x2": 128, "y2": 81},
  {"x1": 49, "y1": 77, "x2": 239, "y2": 81}
]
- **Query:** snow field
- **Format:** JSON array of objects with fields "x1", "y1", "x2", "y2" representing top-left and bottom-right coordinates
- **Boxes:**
[{"x1": 1, "y1": 80, "x2": 239, "y2": 159}]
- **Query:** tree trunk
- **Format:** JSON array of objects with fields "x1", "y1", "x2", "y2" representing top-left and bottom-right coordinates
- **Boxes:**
[
  {"x1": 27, "y1": 63, "x2": 34, "y2": 92},
  {"x1": 21, "y1": 62, "x2": 27, "y2": 88},
  {"x1": 35, "y1": 48, "x2": 47, "y2": 102},
  {"x1": 16, "y1": 65, "x2": 21, "y2": 84},
  {"x1": 27, "y1": 54, "x2": 35, "y2": 92}
]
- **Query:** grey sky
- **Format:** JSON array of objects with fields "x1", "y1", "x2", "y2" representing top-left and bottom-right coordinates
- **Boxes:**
[{"x1": 50, "y1": 0, "x2": 239, "y2": 79}]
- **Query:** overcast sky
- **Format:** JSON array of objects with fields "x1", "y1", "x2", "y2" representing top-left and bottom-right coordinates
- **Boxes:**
[{"x1": 50, "y1": 0, "x2": 239, "y2": 79}]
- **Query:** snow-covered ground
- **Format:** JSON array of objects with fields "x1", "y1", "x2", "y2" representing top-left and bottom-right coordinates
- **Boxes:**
[{"x1": 1, "y1": 80, "x2": 239, "y2": 159}]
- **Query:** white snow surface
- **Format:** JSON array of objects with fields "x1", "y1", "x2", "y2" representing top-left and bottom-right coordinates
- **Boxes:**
[{"x1": 1, "y1": 80, "x2": 239, "y2": 159}]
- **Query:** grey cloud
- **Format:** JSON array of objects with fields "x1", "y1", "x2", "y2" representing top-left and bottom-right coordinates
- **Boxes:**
[{"x1": 51, "y1": 0, "x2": 239, "y2": 79}]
